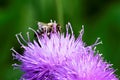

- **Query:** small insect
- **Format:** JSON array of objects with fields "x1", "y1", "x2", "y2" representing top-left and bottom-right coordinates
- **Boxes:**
[{"x1": 36, "y1": 21, "x2": 61, "y2": 38}]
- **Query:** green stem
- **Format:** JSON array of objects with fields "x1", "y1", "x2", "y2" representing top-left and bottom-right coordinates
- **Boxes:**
[{"x1": 55, "y1": 0, "x2": 64, "y2": 27}]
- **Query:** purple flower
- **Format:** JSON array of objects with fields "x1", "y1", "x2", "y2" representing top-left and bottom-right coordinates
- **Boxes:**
[{"x1": 11, "y1": 21, "x2": 118, "y2": 80}]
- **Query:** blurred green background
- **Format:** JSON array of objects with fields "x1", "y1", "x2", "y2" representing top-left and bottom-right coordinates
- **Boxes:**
[{"x1": 0, "y1": 0, "x2": 120, "y2": 79}]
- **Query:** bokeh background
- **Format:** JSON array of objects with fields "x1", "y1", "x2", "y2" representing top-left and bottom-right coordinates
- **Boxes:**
[{"x1": 0, "y1": 0, "x2": 120, "y2": 79}]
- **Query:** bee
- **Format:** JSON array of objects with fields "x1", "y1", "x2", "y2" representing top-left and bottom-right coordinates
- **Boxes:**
[{"x1": 37, "y1": 21, "x2": 61, "y2": 37}]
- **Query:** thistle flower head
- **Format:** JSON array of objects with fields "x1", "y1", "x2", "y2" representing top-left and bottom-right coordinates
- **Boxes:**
[{"x1": 11, "y1": 21, "x2": 118, "y2": 80}]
